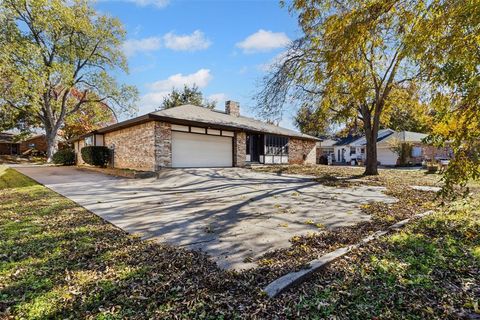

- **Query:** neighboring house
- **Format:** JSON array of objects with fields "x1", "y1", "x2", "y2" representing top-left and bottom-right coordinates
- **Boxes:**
[
  {"x1": 316, "y1": 137, "x2": 337, "y2": 162},
  {"x1": 318, "y1": 129, "x2": 452, "y2": 166},
  {"x1": 346, "y1": 129, "x2": 397, "y2": 165},
  {"x1": 0, "y1": 132, "x2": 20, "y2": 155},
  {"x1": 71, "y1": 101, "x2": 319, "y2": 171},
  {"x1": 376, "y1": 130, "x2": 452, "y2": 165},
  {"x1": 19, "y1": 134, "x2": 49, "y2": 154},
  {"x1": 332, "y1": 135, "x2": 363, "y2": 163},
  {"x1": 1, "y1": 132, "x2": 65, "y2": 156}
]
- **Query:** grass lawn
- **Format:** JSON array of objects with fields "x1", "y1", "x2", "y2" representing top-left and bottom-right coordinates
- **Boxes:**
[{"x1": 1, "y1": 165, "x2": 479, "y2": 319}]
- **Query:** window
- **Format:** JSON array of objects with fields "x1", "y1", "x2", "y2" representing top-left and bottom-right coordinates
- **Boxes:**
[
  {"x1": 412, "y1": 146, "x2": 422, "y2": 157},
  {"x1": 246, "y1": 135, "x2": 250, "y2": 155},
  {"x1": 350, "y1": 147, "x2": 356, "y2": 155},
  {"x1": 84, "y1": 135, "x2": 93, "y2": 146},
  {"x1": 265, "y1": 135, "x2": 288, "y2": 155}
]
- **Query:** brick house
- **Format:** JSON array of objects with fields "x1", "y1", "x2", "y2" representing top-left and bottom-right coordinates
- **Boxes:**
[
  {"x1": 1, "y1": 132, "x2": 66, "y2": 156},
  {"x1": 0, "y1": 132, "x2": 20, "y2": 155},
  {"x1": 71, "y1": 102, "x2": 318, "y2": 171},
  {"x1": 19, "y1": 134, "x2": 49, "y2": 154}
]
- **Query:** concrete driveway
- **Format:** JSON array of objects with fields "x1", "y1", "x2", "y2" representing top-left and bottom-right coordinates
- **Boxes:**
[{"x1": 14, "y1": 165, "x2": 396, "y2": 270}]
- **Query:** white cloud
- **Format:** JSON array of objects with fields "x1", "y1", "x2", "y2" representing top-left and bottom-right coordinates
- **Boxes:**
[
  {"x1": 97, "y1": 0, "x2": 170, "y2": 9},
  {"x1": 207, "y1": 93, "x2": 228, "y2": 105},
  {"x1": 140, "y1": 69, "x2": 213, "y2": 112},
  {"x1": 123, "y1": 30, "x2": 211, "y2": 57},
  {"x1": 148, "y1": 69, "x2": 212, "y2": 91},
  {"x1": 127, "y1": 0, "x2": 169, "y2": 8},
  {"x1": 123, "y1": 37, "x2": 161, "y2": 57},
  {"x1": 236, "y1": 29, "x2": 290, "y2": 53},
  {"x1": 163, "y1": 30, "x2": 211, "y2": 51},
  {"x1": 139, "y1": 91, "x2": 170, "y2": 113}
]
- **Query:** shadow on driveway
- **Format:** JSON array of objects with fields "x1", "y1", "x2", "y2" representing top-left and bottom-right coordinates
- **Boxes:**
[{"x1": 14, "y1": 165, "x2": 396, "y2": 270}]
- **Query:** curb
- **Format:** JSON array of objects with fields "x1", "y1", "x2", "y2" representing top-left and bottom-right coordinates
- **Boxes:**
[{"x1": 263, "y1": 210, "x2": 435, "y2": 298}]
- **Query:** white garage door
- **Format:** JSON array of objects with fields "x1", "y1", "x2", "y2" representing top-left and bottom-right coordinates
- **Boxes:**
[
  {"x1": 377, "y1": 147, "x2": 398, "y2": 166},
  {"x1": 172, "y1": 131, "x2": 233, "y2": 168}
]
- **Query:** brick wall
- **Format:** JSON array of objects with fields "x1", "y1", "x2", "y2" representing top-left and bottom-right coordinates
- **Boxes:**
[
  {"x1": 289, "y1": 138, "x2": 317, "y2": 165},
  {"x1": 0, "y1": 143, "x2": 18, "y2": 155},
  {"x1": 154, "y1": 122, "x2": 172, "y2": 169},
  {"x1": 234, "y1": 131, "x2": 246, "y2": 167},
  {"x1": 422, "y1": 145, "x2": 453, "y2": 160},
  {"x1": 104, "y1": 122, "x2": 158, "y2": 171}
]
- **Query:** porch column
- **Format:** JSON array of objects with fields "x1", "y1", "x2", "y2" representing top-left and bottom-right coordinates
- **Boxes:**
[{"x1": 234, "y1": 132, "x2": 246, "y2": 167}]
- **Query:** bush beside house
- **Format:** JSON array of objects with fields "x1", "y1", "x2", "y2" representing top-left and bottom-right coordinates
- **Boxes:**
[
  {"x1": 52, "y1": 149, "x2": 76, "y2": 165},
  {"x1": 81, "y1": 146, "x2": 111, "y2": 167}
]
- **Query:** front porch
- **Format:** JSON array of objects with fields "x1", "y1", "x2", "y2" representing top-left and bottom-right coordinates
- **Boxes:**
[{"x1": 245, "y1": 133, "x2": 289, "y2": 165}]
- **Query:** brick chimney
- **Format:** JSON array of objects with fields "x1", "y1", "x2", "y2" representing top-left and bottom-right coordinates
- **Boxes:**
[{"x1": 225, "y1": 101, "x2": 240, "y2": 117}]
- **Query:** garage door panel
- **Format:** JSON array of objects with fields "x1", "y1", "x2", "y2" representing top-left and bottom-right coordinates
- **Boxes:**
[
  {"x1": 172, "y1": 131, "x2": 233, "y2": 168},
  {"x1": 377, "y1": 148, "x2": 397, "y2": 166}
]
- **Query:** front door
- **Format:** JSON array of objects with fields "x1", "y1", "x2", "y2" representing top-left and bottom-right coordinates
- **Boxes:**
[
  {"x1": 248, "y1": 134, "x2": 264, "y2": 163},
  {"x1": 11, "y1": 144, "x2": 19, "y2": 155}
]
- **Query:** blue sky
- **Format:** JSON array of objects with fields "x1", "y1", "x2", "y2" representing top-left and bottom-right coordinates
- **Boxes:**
[{"x1": 94, "y1": 0, "x2": 301, "y2": 129}]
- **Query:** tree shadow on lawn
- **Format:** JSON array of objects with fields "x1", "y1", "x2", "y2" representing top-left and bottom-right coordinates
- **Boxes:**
[
  {"x1": 0, "y1": 186, "x2": 276, "y2": 319},
  {"x1": 256, "y1": 164, "x2": 444, "y2": 188}
]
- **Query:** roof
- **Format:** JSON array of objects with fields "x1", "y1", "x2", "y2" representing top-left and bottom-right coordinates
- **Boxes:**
[
  {"x1": 318, "y1": 138, "x2": 339, "y2": 147},
  {"x1": 71, "y1": 104, "x2": 319, "y2": 141},
  {"x1": 21, "y1": 134, "x2": 45, "y2": 141},
  {"x1": 332, "y1": 129, "x2": 429, "y2": 147},
  {"x1": 334, "y1": 135, "x2": 363, "y2": 146},
  {"x1": 349, "y1": 129, "x2": 395, "y2": 147},
  {"x1": 0, "y1": 132, "x2": 15, "y2": 144},
  {"x1": 151, "y1": 105, "x2": 318, "y2": 140},
  {"x1": 378, "y1": 130, "x2": 428, "y2": 145}
]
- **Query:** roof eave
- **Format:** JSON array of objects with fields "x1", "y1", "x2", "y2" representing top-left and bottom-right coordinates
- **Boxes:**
[{"x1": 69, "y1": 112, "x2": 319, "y2": 142}]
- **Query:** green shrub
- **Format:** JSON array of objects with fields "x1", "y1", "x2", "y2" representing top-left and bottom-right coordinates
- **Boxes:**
[
  {"x1": 52, "y1": 149, "x2": 75, "y2": 166},
  {"x1": 81, "y1": 146, "x2": 111, "y2": 167}
]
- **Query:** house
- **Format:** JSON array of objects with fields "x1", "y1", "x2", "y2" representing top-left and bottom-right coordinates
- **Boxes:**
[
  {"x1": 345, "y1": 129, "x2": 398, "y2": 165},
  {"x1": 71, "y1": 101, "x2": 319, "y2": 171},
  {"x1": 373, "y1": 130, "x2": 428, "y2": 165},
  {"x1": 332, "y1": 134, "x2": 364, "y2": 163},
  {"x1": 1, "y1": 132, "x2": 62, "y2": 156},
  {"x1": 316, "y1": 137, "x2": 337, "y2": 163},
  {"x1": 19, "y1": 134, "x2": 49, "y2": 154},
  {"x1": 374, "y1": 130, "x2": 452, "y2": 165},
  {"x1": 0, "y1": 132, "x2": 20, "y2": 155},
  {"x1": 318, "y1": 129, "x2": 452, "y2": 166}
]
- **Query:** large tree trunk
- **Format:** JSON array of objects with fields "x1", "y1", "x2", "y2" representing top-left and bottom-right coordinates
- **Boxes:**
[
  {"x1": 45, "y1": 127, "x2": 59, "y2": 162},
  {"x1": 364, "y1": 121, "x2": 379, "y2": 176}
]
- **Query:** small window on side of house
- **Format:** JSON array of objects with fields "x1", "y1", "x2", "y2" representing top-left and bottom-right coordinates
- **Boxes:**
[
  {"x1": 412, "y1": 146, "x2": 422, "y2": 157},
  {"x1": 84, "y1": 136, "x2": 93, "y2": 146}
]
